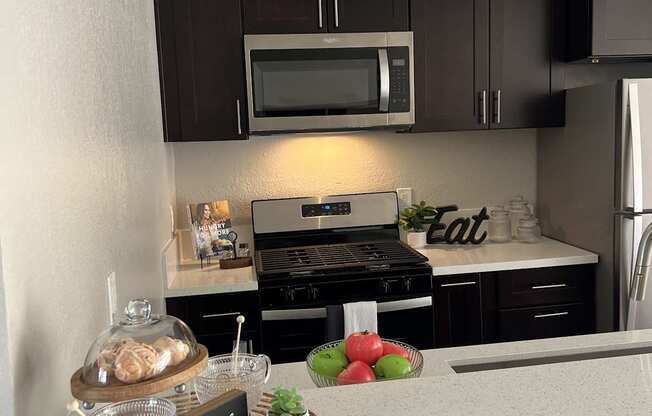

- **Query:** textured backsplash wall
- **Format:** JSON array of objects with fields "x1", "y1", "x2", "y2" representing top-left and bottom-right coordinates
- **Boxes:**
[{"x1": 173, "y1": 129, "x2": 537, "y2": 244}]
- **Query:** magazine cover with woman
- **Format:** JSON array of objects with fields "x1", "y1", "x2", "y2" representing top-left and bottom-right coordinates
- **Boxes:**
[{"x1": 188, "y1": 200, "x2": 234, "y2": 260}]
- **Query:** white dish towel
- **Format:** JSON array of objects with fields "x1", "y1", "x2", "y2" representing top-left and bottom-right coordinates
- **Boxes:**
[{"x1": 343, "y1": 301, "x2": 378, "y2": 338}]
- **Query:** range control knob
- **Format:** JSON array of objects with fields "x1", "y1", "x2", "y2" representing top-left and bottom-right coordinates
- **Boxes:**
[
  {"x1": 283, "y1": 287, "x2": 295, "y2": 303},
  {"x1": 403, "y1": 277, "x2": 413, "y2": 292},
  {"x1": 379, "y1": 280, "x2": 390, "y2": 295},
  {"x1": 310, "y1": 286, "x2": 319, "y2": 300}
]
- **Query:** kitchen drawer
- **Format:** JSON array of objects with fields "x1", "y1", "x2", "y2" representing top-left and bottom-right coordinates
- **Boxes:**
[
  {"x1": 166, "y1": 291, "x2": 261, "y2": 336},
  {"x1": 497, "y1": 303, "x2": 591, "y2": 342},
  {"x1": 496, "y1": 265, "x2": 594, "y2": 308}
]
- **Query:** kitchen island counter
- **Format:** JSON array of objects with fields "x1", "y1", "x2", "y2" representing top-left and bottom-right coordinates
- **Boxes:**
[{"x1": 268, "y1": 329, "x2": 652, "y2": 415}]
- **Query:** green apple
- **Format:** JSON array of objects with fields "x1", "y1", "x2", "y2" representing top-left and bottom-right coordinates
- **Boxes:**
[
  {"x1": 335, "y1": 340, "x2": 346, "y2": 355},
  {"x1": 312, "y1": 347, "x2": 348, "y2": 378},
  {"x1": 373, "y1": 354, "x2": 412, "y2": 379}
]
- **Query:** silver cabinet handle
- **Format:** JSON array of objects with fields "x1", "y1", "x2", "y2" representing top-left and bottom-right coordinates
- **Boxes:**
[
  {"x1": 493, "y1": 89, "x2": 502, "y2": 124},
  {"x1": 318, "y1": 0, "x2": 323, "y2": 28},
  {"x1": 377, "y1": 296, "x2": 432, "y2": 313},
  {"x1": 202, "y1": 312, "x2": 241, "y2": 319},
  {"x1": 534, "y1": 311, "x2": 569, "y2": 319},
  {"x1": 378, "y1": 49, "x2": 390, "y2": 112},
  {"x1": 531, "y1": 283, "x2": 567, "y2": 290},
  {"x1": 479, "y1": 90, "x2": 487, "y2": 125},
  {"x1": 334, "y1": 0, "x2": 339, "y2": 27},
  {"x1": 236, "y1": 99, "x2": 242, "y2": 135},
  {"x1": 441, "y1": 281, "x2": 477, "y2": 288}
]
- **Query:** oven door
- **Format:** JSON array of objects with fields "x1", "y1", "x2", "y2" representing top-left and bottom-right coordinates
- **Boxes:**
[
  {"x1": 260, "y1": 296, "x2": 433, "y2": 364},
  {"x1": 244, "y1": 32, "x2": 414, "y2": 133}
]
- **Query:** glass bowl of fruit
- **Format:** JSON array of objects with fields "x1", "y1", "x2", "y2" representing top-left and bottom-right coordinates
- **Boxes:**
[{"x1": 306, "y1": 332, "x2": 423, "y2": 388}]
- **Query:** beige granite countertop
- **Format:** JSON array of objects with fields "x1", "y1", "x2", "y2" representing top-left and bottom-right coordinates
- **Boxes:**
[{"x1": 268, "y1": 329, "x2": 652, "y2": 415}]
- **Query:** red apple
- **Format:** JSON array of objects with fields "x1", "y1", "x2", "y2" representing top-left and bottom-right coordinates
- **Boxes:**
[
  {"x1": 382, "y1": 341, "x2": 410, "y2": 360},
  {"x1": 336, "y1": 361, "x2": 376, "y2": 385},
  {"x1": 345, "y1": 331, "x2": 383, "y2": 366}
]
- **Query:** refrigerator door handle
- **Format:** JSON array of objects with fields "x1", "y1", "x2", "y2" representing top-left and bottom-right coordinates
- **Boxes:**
[
  {"x1": 626, "y1": 215, "x2": 645, "y2": 330},
  {"x1": 629, "y1": 83, "x2": 644, "y2": 213}
]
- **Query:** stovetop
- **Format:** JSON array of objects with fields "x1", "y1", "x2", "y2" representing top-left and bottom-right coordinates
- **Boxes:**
[{"x1": 255, "y1": 240, "x2": 428, "y2": 278}]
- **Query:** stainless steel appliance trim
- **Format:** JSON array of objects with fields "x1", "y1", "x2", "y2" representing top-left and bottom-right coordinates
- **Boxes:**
[
  {"x1": 318, "y1": 0, "x2": 323, "y2": 28},
  {"x1": 629, "y1": 83, "x2": 644, "y2": 213},
  {"x1": 244, "y1": 32, "x2": 414, "y2": 133},
  {"x1": 202, "y1": 312, "x2": 241, "y2": 319},
  {"x1": 379, "y1": 49, "x2": 390, "y2": 112},
  {"x1": 377, "y1": 296, "x2": 432, "y2": 313},
  {"x1": 236, "y1": 99, "x2": 242, "y2": 135},
  {"x1": 626, "y1": 215, "x2": 644, "y2": 330},
  {"x1": 262, "y1": 307, "x2": 327, "y2": 321},
  {"x1": 534, "y1": 311, "x2": 569, "y2": 319},
  {"x1": 334, "y1": 0, "x2": 339, "y2": 27},
  {"x1": 440, "y1": 281, "x2": 477, "y2": 288},
  {"x1": 252, "y1": 192, "x2": 399, "y2": 234},
  {"x1": 531, "y1": 284, "x2": 567, "y2": 290}
]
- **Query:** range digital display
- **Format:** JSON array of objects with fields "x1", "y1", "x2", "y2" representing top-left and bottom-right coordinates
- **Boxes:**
[{"x1": 301, "y1": 202, "x2": 351, "y2": 218}]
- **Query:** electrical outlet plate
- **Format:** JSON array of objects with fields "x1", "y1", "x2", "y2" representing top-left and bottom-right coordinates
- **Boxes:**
[{"x1": 396, "y1": 187, "x2": 413, "y2": 211}]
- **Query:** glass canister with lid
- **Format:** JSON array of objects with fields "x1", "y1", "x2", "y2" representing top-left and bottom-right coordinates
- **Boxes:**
[
  {"x1": 507, "y1": 195, "x2": 531, "y2": 237},
  {"x1": 488, "y1": 206, "x2": 511, "y2": 243},
  {"x1": 517, "y1": 215, "x2": 542, "y2": 243}
]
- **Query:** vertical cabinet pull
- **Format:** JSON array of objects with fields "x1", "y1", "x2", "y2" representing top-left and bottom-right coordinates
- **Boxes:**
[
  {"x1": 334, "y1": 0, "x2": 339, "y2": 27},
  {"x1": 318, "y1": 0, "x2": 323, "y2": 28},
  {"x1": 493, "y1": 90, "x2": 502, "y2": 124},
  {"x1": 236, "y1": 99, "x2": 242, "y2": 135},
  {"x1": 479, "y1": 90, "x2": 487, "y2": 125}
]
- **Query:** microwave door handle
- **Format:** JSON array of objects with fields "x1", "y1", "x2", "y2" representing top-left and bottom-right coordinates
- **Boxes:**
[
  {"x1": 629, "y1": 83, "x2": 644, "y2": 213},
  {"x1": 378, "y1": 48, "x2": 390, "y2": 113}
]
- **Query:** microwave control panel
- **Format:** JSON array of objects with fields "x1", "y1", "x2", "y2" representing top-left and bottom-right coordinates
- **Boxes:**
[{"x1": 388, "y1": 47, "x2": 411, "y2": 113}]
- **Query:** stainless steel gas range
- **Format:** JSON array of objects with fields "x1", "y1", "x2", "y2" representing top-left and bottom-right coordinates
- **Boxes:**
[{"x1": 251, "y1": 192, "x2": 434, "y2": 364}]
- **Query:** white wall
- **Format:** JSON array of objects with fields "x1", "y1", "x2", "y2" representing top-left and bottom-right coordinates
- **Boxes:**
[
  {"x1": 0, "y1": 1, "x2": 172, "y2": 414},
  {"x1": 173, "y1": 129, "x2": 537, "y2": 243}
]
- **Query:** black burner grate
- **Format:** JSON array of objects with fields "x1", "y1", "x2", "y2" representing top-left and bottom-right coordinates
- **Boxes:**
[{"x1": 256, "y1": 240, "x2": 427, "y2": 275}]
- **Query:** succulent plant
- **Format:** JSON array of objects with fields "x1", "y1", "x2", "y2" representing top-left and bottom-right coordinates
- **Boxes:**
[
  {"x1": 268, "y1": 387, "x2": 307, "y2": 416},
  {"x1": 399, "y1": 201, "x2": 438, "y2": 232}
]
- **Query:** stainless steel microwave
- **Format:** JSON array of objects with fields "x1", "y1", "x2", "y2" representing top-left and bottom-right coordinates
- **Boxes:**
[{"x1": 244, "y1": 32, "x2": 414, "y2": 134}]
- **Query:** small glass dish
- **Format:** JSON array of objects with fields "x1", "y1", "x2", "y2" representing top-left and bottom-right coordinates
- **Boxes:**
[
  {"x1": 306, "y1": 339, "x2": 423, "y2": 388},
  {"x1": 90, "y1": 398, "x2": 176, "y2": 416},
  {"x1": 194, "y1": 353, "x2": 271, "y2": 409}
]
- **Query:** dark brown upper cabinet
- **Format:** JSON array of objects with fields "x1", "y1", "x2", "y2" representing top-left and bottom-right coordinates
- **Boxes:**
[
  {"x1": 155, "y1": 0, "x2": 247, "y2": 142},
  {"x1": 411, "y1": 0, "x2": 489, "y2": 132},
  {"x1": 242, "y1": 0, "x2": 328, "y2": 34},
  {"x1": 567, "y1": 0, "x2": 652, "y2": 62},
  {"x1": 327, "y1": 0, "x2": 409, "y2": 33},
  {"x1": 411, "y1": 0, "x2": 564, "y2": 133},
  {"x1": 243, "y1": 0, "x2": 408, "y2": 34}
]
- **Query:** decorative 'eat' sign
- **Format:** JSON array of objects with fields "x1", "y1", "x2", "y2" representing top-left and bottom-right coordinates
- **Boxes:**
[{"x1": 426, "y1": 205, "x2": 490, "y2": 245}]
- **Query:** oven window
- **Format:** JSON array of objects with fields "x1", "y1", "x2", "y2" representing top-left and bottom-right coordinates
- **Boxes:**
[{"x1": 251, "y1": 48, "x2": 380, "y2": 117}]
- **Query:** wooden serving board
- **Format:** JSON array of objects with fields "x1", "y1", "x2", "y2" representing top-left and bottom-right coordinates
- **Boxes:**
[{"x1": 70, "y1": 344, "x2": 208, "y2": 403}]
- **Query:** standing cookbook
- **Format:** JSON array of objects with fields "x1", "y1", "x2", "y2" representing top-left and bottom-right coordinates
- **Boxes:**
[{"x1": 188, "y1": 200, "x2": 234, "y2": 260}]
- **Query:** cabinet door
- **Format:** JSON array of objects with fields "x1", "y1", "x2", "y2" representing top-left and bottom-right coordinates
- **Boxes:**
[
  {"x1": 155, "y1": 0, "x2": 247, "y2": 142},
  {"x1": 242, "y1": 0, "x2": 327, "y2": 34},
  {"x1": 489, "y1": 0, "x2": 562, "y2": 129},
  {"x1": 328, "y1": 0, "x2": 408, "y2": 32},
  {"x1": 434, "y1": 274, "x2": 483, "y2": 348},
  {"x1": 592, "y1": 0, "x2": 652, "y2": 56},
  {"x1": 497, "y1": 303, "x2": 591, "y2": 342},
  {"x1": 411, "y1": 0, "x2": 489, "y2": 132}
]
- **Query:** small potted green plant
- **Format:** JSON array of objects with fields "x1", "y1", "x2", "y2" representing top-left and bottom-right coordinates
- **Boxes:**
[
  {"x1": 267, "y1": 387, "x2": 309, "y2": 416},
  {"x1": 399, "y1": 201, "x2": 437, "y2": 248}
]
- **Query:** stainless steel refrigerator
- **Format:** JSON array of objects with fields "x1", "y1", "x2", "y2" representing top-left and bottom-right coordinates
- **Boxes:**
[{"x1": 538, "y1": 78, "x2": 652, "y2": 333}]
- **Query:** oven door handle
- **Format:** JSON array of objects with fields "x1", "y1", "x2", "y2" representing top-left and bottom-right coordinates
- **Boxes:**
[
  {"x1": 262, "y1": 307, "x2": 327, "y2": 321},
  {"x1": 377, "y1": 296, "x2": 432, "y2": 313},
  {"x1": 378, "y1": 48, "x2": 390, "y2": 113}
]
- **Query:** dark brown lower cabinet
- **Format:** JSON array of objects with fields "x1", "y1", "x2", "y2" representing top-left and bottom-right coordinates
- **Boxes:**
[
  {"x1": 496, "y1": 303, "x2": 590, "y2": 342},
  {"x1": 434, "y1": 274, "x2": 483, "y2": 348}
]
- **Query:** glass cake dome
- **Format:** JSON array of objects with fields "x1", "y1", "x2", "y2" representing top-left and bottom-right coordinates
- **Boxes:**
[{"x1": 81, "y1": 299, "x2": 199, "y2": 386}]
